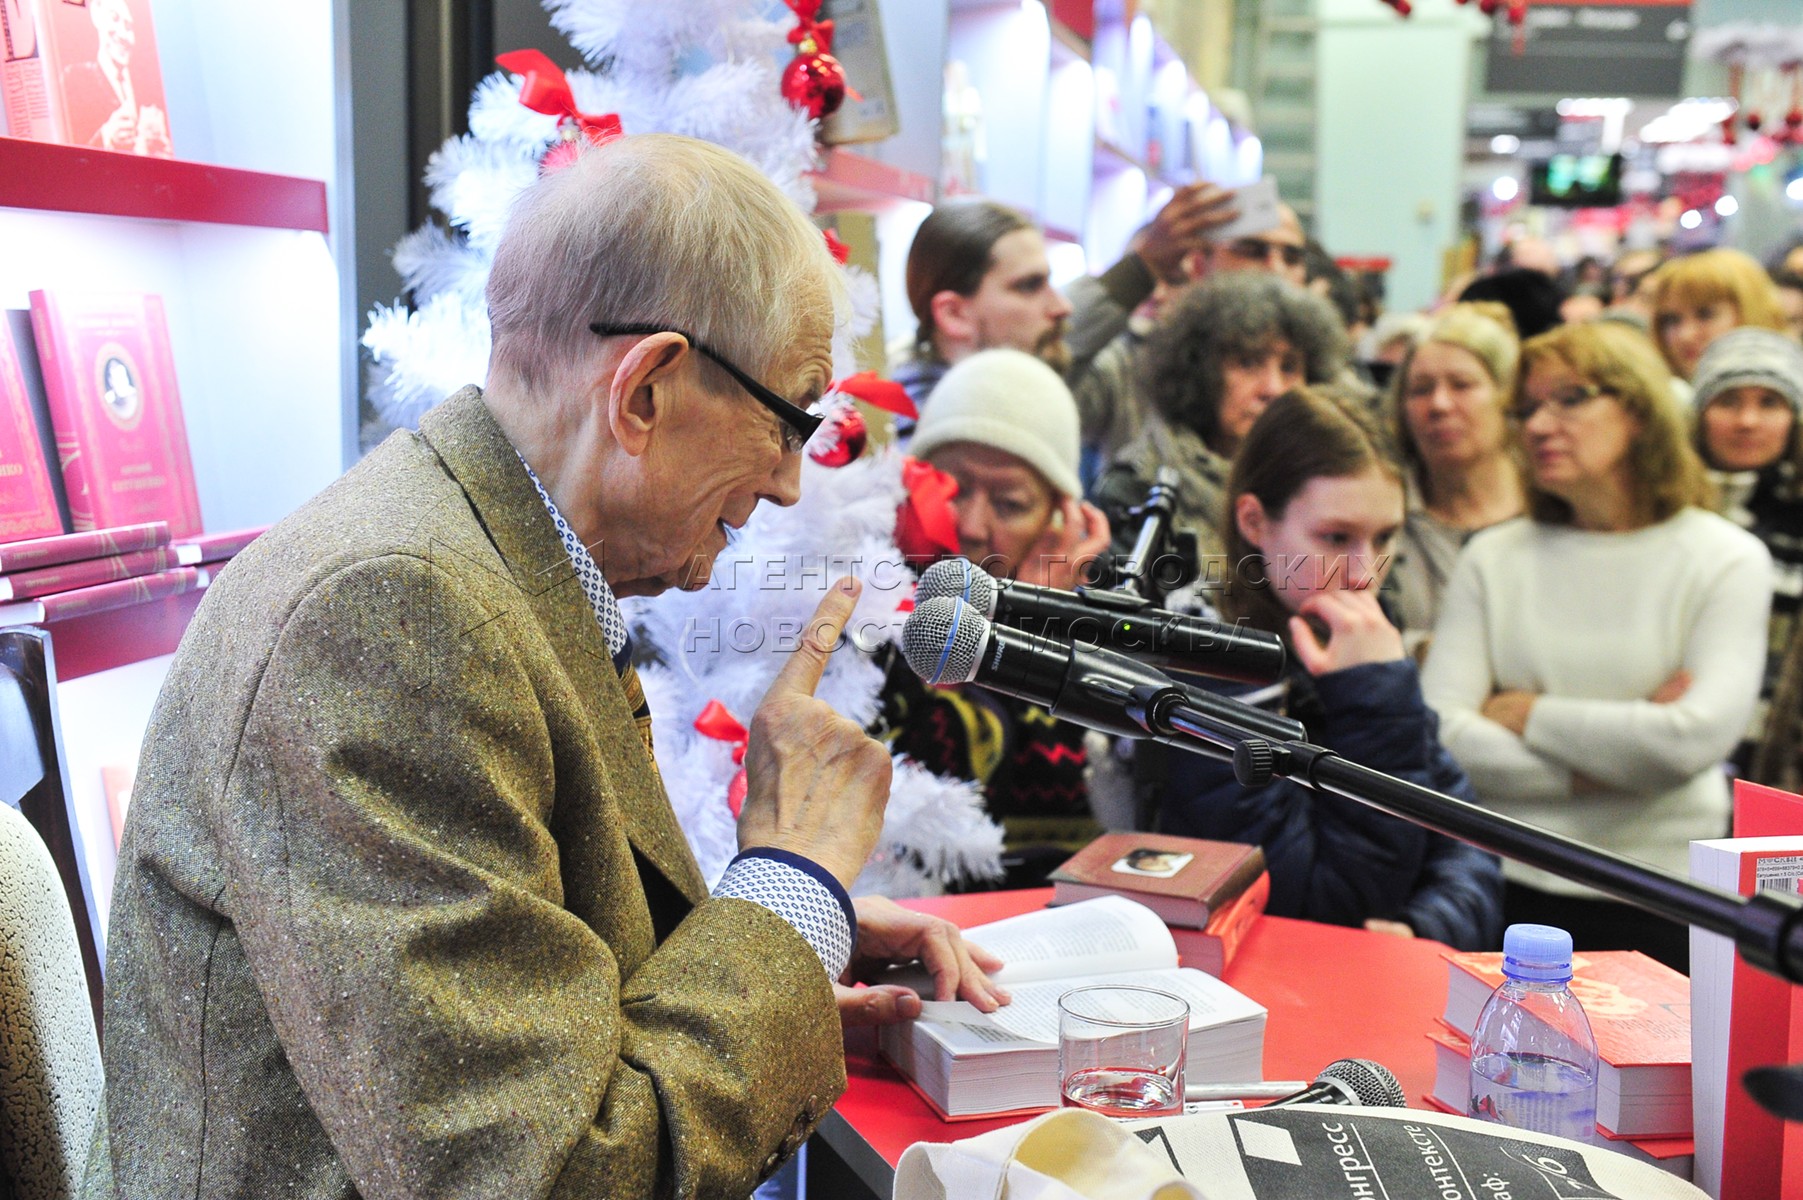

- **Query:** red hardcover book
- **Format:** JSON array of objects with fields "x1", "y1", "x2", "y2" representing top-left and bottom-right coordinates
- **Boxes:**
[
  {"x1": 0, "y1": 0, "x2": 172, "y2": 155},
  {"x1": 1690, "y1": 832, "x2": 1803, "y2": 1199},
  {"x1": 1169, "y1": 870, "x2": 1270, "y2": 977},
  {"x1": 0, "y1": 543, "x2": 172, "y2": 600},
  {"x1": 1423, "y1": 1027, "x2": 1695, "y2": 1179},
  {"x1": 1047, "y1": 832, "x2": 1266, "y2": 929},
  {"x1": 0, "y1": 314, "x2": 62, "y2": 542},
  {"x1": 172, "y1": 524, "x2": 266, "y2": 565},
  {"x1": 0, "y1": 518, "x2": 166, "y2": 572},
  {"x1": 1443, "y1": 948, "x2": 1691, "y2": 1138},
  {"x1": 0, "y1": 562, "x2": 203, "y2": 625},
  {"x1": 28, "y1": 291, "x2": 201, "y2": 538}
]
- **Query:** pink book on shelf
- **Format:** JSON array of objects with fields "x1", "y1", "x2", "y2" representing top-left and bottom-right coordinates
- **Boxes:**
[
  {"x1": 0, "y1": 519, "x2": 167, "y2": 573},
  {"x1": 0, "y1": 562, "x2": 203, "y2": 625},
  {"x1": 0, "y1": 543, "x2": 174, "y2": 600},
  {"x1": 0, "y1": 0, "x2": 173, "y2": 156},
  {"x1": 0, "y1": 315, "x2": 63, "y2": 543},
  {"x1": 28, "y1": 291, "x2": 201, "y2": 538},
  {"x1": 172, "y1": 525, "x2": 267, "y2": 565}
]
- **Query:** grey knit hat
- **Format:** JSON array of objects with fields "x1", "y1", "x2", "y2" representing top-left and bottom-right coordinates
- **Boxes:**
[
  {"x1": 909, "y1": 348, "x2": 1083, "y2": 498},
  {"x1": 1691, "y1": 327, "x2": 1803, "y2": 414}
]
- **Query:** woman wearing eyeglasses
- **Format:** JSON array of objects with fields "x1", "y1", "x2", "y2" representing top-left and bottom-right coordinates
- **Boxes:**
[{"x1": 1422, "y1": 322, "x2": 1772, "y2": 970}]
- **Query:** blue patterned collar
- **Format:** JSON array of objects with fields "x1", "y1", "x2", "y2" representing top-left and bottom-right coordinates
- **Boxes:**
[{"x1": 519, "y1": 456, "x2": 631, "y2": 669}]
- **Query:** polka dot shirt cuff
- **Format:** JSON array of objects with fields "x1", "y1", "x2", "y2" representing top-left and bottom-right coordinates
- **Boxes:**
[{"x1": 714, "y1": 849, "x2": 856, "y2": 980}]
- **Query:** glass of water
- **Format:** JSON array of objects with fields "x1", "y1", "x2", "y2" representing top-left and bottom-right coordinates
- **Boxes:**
[{"x1": 1058, "y1": 985, "x2": 1189, "y2": 1118}]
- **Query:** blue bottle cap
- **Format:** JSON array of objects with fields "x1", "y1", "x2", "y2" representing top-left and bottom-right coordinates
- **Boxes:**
[{"x1": 1501, "y1": 923, "x2": 1574, "y2": 983}]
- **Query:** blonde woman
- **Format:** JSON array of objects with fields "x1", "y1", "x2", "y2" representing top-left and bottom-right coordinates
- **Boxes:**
[
  {"x1": 1385, "y1": 304, "x2": 1524, "y2": 655},
  {"x1": 1650, "y1": 247, "x2": 1789, "y2": 381}
]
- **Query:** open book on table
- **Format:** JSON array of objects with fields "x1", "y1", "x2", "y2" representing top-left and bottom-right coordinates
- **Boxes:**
[{"x1": 876, "y1": 895, "x2": 1267, "y2": 1119}]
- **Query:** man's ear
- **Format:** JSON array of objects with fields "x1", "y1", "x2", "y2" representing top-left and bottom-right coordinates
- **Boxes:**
[
  {"x1": 603, "y1": 332, "x2": 690, "y2": 458},
  {"x1": 930, "y1": 290, "x2": 976, "y2": 349},
  {"x1": 1234, "y1": 491, "x2": 1267, "y2": 550}
]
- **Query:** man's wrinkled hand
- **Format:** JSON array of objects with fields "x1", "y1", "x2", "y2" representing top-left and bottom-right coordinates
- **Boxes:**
[
  {"x1": 838, "y1": 895, "x2": 1010, "y2": 1023},
  {"x1": 738, "y1": 578, "x2": 893, "y2": 888}
]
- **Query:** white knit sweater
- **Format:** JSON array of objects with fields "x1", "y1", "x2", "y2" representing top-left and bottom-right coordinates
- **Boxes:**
[{"x1": 1421, "y1": 509, "x2": 1773, "y2": 894}]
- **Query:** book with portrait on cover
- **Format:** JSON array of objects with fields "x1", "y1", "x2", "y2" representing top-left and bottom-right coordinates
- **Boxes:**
[
  {"x1": 1048, "y1": 831, "x2": 1267, "y2": 930},
  {"x1": 0, "y1": 0, "x2": 173, "y2": 155},
  {"x1": 28, "y1": 290, "x2": 201, "y2": 538}
]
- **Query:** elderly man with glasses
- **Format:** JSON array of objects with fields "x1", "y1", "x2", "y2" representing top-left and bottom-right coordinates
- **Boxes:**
[{"x1": 85, "y1": 134, "x2": 1003, "y2": 1200}]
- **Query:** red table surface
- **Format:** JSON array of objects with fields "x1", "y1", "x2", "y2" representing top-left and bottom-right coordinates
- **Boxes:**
[{"x1": 836, "y1": 888, "x2": 1453, "y2": 1170}]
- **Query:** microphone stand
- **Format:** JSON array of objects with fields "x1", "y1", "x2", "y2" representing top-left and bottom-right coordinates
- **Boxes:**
[{"x1": 1111, "y1": 679, "x2": 1803, "y2": 1120}]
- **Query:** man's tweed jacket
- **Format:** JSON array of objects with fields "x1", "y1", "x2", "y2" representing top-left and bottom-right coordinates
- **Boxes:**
[{"x1": 82, "y1": 387, "x2": 844, "y2": 1199}]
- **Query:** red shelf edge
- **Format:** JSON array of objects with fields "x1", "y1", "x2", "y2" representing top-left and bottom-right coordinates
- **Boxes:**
[
  {"x1": 808, "y1": 147, "x2": 937, "y2": 209},
  {"x1": 0, "y1": 137, "x2": 328, "y2": 234}
]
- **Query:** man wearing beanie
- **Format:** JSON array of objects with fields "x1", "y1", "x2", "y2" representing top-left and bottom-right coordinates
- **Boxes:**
[
  {"x1": 876, "y1": 349, "x2": 1114, "y2": 888},
  {"x1": 1691, "y1": 327, "x2": 1803, "y2": 781}
]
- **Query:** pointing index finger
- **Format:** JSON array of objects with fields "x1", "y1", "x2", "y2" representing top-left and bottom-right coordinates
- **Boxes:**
[{"x1": 765, "y1": 575, "x2": 860, "y2": 700}]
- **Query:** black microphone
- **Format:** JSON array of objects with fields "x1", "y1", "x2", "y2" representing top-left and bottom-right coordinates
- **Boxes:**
[
  {"x1": 1261, "y1": 1059, "x2": 1407, "y2": 1109},
  {"x1": 901, "y1": 596, "x2": 1305, "y2": 747},
  {"x1": 916, "y1": 558, "x2": 1284, "y2": 685}
]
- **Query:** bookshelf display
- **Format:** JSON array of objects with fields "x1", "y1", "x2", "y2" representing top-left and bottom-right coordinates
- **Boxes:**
[{"x1": 0, "y1": 5, "x2": 343, "y2": 968}]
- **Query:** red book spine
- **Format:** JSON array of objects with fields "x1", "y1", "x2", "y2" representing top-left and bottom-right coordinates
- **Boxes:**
[
  {"x1": 0, "y1": 519, "x2": 167, "y2": 572},
  {"x1": 26, "y1": 289, "x2": 93, "y2": 529},
  {"x1": 0, "y1": 544, "x2": 172, "y2": 600},
  {"x1": 31, "y1": 563, "x2": 202, "y2": 622},
  {"x1": 0, "y1": 318, "x2": 62, "y2": 541}
]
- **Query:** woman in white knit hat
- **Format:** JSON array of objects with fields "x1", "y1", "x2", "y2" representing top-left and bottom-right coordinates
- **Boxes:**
[
  {"x1": 907, "y1": 347, "x2": 1111, "y2": 591},
  {"x1": 876, "y1": 348, "x2": 1114, "y2": 889},
  {"x1": 1688, "y1": 327, "x2": 1803, "y2": 783}
]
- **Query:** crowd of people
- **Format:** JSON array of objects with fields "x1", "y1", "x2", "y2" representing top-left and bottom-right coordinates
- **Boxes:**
[
  {"x1": 884, "y1": 183, "x2": 1803, "y2": 974},
  {"x1": 81, "y1": 132, "x2": 1803, "y2": 1196}
]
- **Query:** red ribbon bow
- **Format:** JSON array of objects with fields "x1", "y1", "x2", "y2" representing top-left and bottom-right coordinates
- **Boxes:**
[
  {"x1": 831, "y1": 371, "x2": 918, "y2": 421},
  {"x1": 695, "y1": 700, "x2": 751, "y2": 817},
  {"x1": 496, "y1": 50, "x2": 623, "y2": 146},
  {"x1": 784, "y1": 0, "x2": 836, "y2": 52},
  {"x1": 895, "y1": 456, "x2": 962, "y2": 566}
]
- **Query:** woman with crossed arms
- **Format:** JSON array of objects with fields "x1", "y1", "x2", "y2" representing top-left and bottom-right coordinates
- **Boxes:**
[{"x1": 1422, "y1": 322, "x2": 1772, "y2": 970}]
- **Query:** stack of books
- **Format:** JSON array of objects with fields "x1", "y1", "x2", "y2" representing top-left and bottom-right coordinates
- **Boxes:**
[
  {"x1": 1690, "y1": 807, "x2": 1803, "y2": 1198},
  {"x1": 0, "y1": 521, "x2": 264, "y2": 625},
  {"x1": 877, "y1": 896, "x2": 1268, "y2": 1119},
  {"x1": 1048, "y1": 831, "x2": 1270, "y2": 977},
  {"x1": 1426, "y1": 947, "x2": 1694, "y2": 1178}
]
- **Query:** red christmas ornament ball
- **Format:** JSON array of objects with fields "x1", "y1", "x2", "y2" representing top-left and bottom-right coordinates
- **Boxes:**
[
  {"x1": 782, "y1": 51, "x2": 848, "y2": 121},
  {"x1": 809, "y1": 407, "x2": 867, "y2": 467}
]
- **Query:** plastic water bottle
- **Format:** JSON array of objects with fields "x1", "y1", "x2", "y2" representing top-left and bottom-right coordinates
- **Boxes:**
[{"x1": 1467, "y1": 923, "x2": 1598, "y2": 1144}]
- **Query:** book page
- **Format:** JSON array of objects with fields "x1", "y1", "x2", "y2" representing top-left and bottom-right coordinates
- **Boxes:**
[
  {"x1": 968, "y1": 895, "x2": 1180, "y2": 984},
  {"x1": 880, "y1": 895, "x2": 1178, "y2": 994},
  {"x1": 921, "y1": 966, "x2": 1263, "y2": 1046}
]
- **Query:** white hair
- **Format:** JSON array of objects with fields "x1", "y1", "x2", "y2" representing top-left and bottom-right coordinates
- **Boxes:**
[{"x1": 485, "y1": 133, "x2": 843, "y2": 396}]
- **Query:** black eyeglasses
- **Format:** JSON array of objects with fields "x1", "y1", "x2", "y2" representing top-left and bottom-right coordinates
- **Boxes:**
[
  {"x1": 1508, "y1": 385, "x2": 1605, "y2": 424},
  {"x1": 588, "y1": 322, "x2": 823, "y2": 450},
  {"x1": 1227, "y1": 238, "x2": 1307, "y2": 269}
]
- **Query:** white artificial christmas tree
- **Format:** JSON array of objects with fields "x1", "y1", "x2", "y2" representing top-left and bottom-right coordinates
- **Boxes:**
[{"x1": 362, "y1": 0, "x2": 1002, "y2": 894}]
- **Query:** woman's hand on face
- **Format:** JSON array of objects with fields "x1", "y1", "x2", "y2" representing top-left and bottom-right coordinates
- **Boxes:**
[
  {"x1": 1289, "y1": 589, "x2": 1405, "y2": 676},
  {"x1": 1013, "y1": 498, "x2": 1112, "y2": 592}
]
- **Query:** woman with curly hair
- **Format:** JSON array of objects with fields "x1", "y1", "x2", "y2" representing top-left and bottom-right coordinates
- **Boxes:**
[
  {"x1": 1092, "y1": 272, "x2": 1347, "y2": 573},
  {"x1": 1423, "y1": 321, "x2": 1772, "y2": 969},
  {"x1": 1650, "y1": 247, "x2": 1789, "y2": 382}
]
